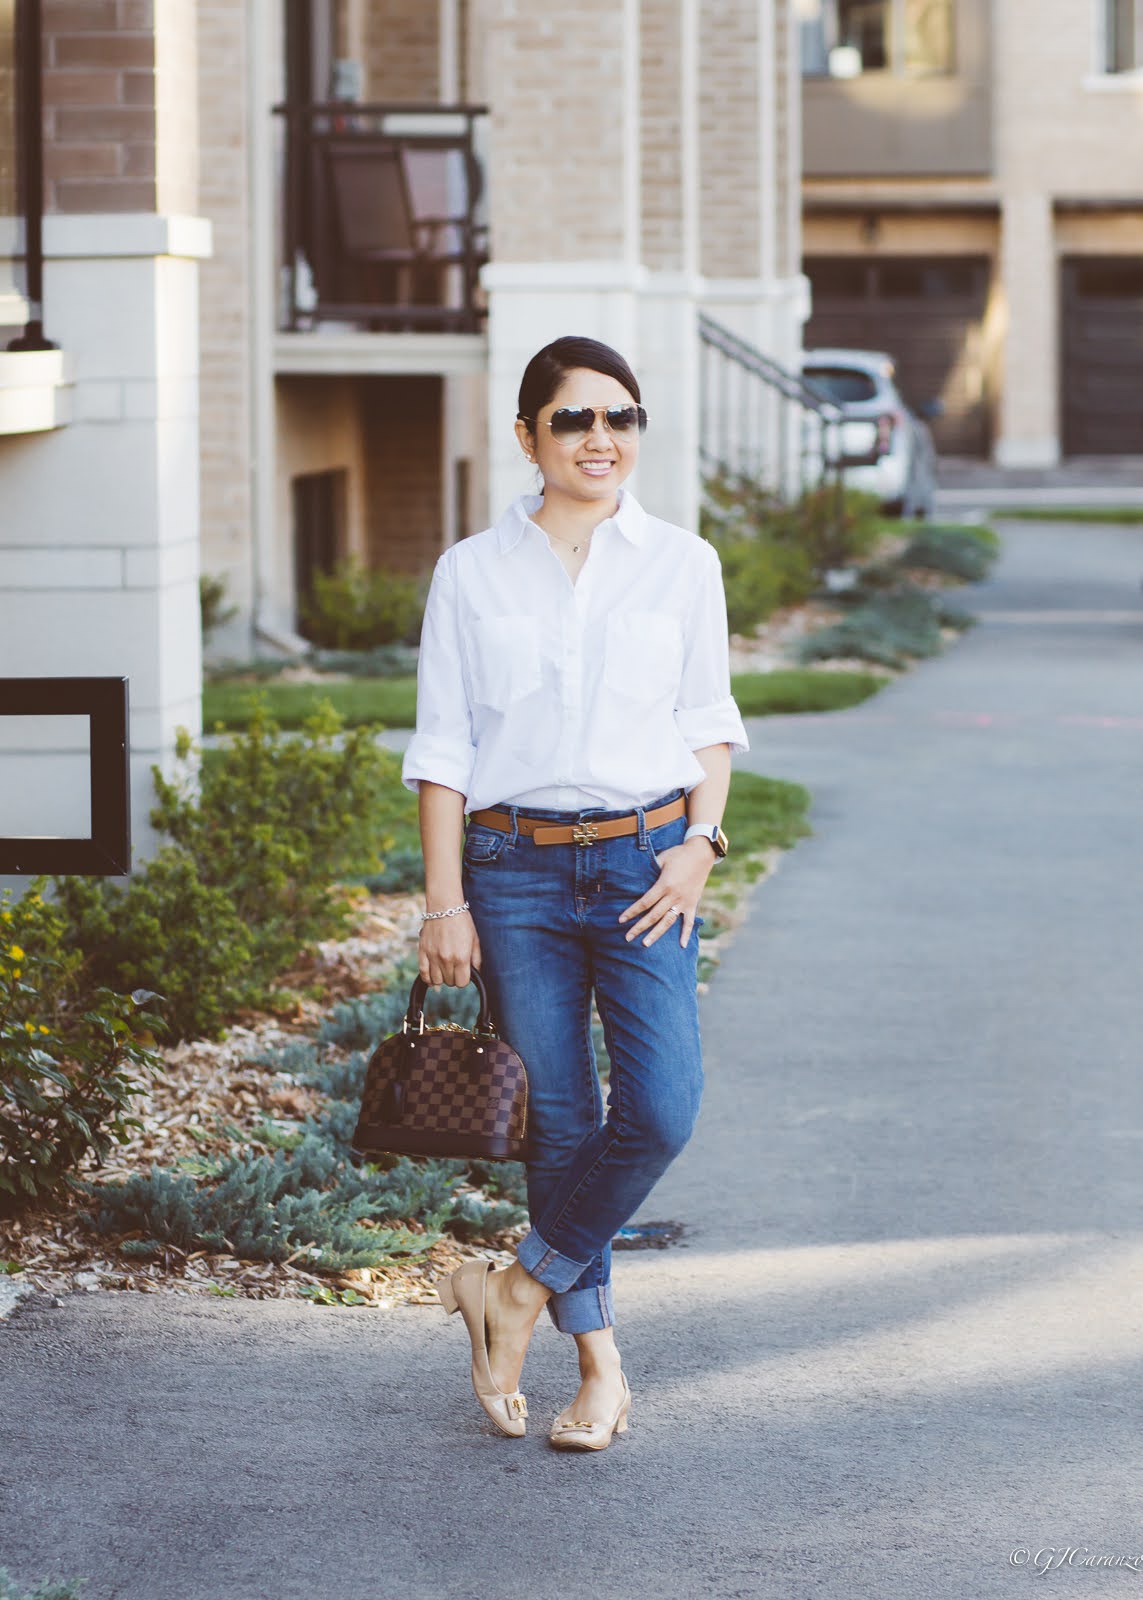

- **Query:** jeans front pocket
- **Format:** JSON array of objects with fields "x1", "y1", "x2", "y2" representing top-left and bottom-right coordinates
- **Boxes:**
[
  {"x1": 645, "y1": 811, "x2": 687, "y2": 872},
  {"x1": 462, "y1": 822, "x2": 507, "y2": 865}
]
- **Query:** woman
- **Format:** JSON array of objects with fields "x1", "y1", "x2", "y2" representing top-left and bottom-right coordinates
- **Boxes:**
[{"x1": 402, "y1": 335, "x2": 749, "y2": 1450}]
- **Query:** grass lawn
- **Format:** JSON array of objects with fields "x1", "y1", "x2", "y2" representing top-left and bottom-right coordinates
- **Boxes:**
[
  {"x1": 993, "y1": 507, "x2": 1143, "y2": 525},
  {"x1": 203, "y1": 667, "x2": 887, "y2": 733},
  {"x1": 722, "y1": 771, "x2": 811, "y2": 862}
]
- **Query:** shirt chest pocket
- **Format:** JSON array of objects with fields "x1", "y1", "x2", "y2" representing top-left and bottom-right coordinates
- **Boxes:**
[
  {"x1": 467, "y1": 615, "x2": 542, "y2": 710},
  {"x1": 603, "y1": 609, "x2": 684, "y2": 703}
]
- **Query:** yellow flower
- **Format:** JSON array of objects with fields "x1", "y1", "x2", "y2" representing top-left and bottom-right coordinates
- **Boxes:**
[
  {"x1": 0, "y1": 910, "x2": 11, "y2": 923},
  {"x1": 24, "y1": 1021, "x2": 35, "y2": 1034},
  {"x1": 39, "y1": 1025, "x2": 50, "y2": 1035},
  {"x1": 9, "y1": 945, "x2": 24, "y2": 962},
  {"x1": 11, "y1": 969, "x2": 20, "y2": 980}
]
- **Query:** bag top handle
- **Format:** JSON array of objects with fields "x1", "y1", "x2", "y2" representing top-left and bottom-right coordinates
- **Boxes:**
[{"x1": 405, "y1": 967, "x2": 496, "y2": 1035}]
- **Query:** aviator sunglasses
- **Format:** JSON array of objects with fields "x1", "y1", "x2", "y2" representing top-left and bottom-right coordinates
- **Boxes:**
[{"x1": 518, "y1": 402, "x2": 649, "y2": 443}]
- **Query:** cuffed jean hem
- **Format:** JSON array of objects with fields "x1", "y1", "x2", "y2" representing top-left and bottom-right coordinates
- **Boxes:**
[
  {"x1": 516, "y1": 1225, "x2": 590, "y2": 1294},
  {"x1": 546, "y1": 1281, "x2": 615, "y2": 1334}
]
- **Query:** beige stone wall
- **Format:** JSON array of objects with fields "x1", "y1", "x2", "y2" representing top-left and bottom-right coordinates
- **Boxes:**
[
  {"x1": 359, "y1": 0, "x2": 440, "y2": 101},
  {"x1": 196, "y1": 0, "x2": 251, "y2": 619},
  {"x1": 773, "y1": 0, "x2": 797, "y2": 280},
  {"x1": 996, "y1": 1, "x2": 1143, "y2": 196},
  {"x1": 641, "y1": 0, "x2": 685, "y2": 272},
  {"x1": 481, "y1": 0, "x2": 632, "y2": 263},
  {"x1": 154, "y1": 0, "x2": 198, "y2": 215},
  {"x1": 699, "y1": 0, "x2": 760, "y2": 278}
]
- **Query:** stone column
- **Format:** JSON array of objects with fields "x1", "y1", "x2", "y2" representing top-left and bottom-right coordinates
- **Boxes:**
[
  {"x1": 479, "y1": 0, "x2": 645, "y2": 523},
  {"x1": 637, "y1": 0, "x2": 701, "y2": 534},
  {"x1": 0, "y1": 0, "x2": 209, "y2": 871},
  {"x1": 995, "y1": 191, "x2": 1060, "y2": 467}
]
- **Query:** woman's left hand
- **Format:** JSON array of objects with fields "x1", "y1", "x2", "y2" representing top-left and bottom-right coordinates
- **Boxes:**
[{"x1": 618, "y1": 839, "x2": 716, "y2": 948}]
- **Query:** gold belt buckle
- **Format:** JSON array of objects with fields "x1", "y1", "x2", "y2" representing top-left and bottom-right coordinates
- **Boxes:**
[{"x1": 571, "y1": 821, "x2": 600, "y2": 846}]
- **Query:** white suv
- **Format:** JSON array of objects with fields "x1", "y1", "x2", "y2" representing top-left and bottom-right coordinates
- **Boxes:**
[{"x1": 801, "y1": 348, "x2": 938, "y2": 519}]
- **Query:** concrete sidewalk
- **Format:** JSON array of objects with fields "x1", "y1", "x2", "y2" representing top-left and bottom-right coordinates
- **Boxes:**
[{"x1": 3, "y1": 518, "x2": 1142, "y2": 1600}]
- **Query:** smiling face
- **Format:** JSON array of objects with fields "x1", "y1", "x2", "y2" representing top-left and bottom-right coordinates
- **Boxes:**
[{"x1": 514, "y1": 366, "x2": 640, "y2": 509}]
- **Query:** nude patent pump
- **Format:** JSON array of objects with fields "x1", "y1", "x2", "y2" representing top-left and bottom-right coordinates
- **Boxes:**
[
  {"x1": 548, "y1": 1370, "x2": 631, "y2": 1451},
  {"x1": 435, "y1": 1258, "x2": 529, "y2": 1437}
]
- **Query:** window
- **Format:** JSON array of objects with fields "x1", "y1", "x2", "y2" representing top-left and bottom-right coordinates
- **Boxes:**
[
  {"x1": 1103, "y1": 0, "x2": 1143, "y2": 70},
  {"x1": 803, "y1": 366, "x2": 879, "y2": 403},
  {"x1": 800, "y1": 0, "x2": 955, "y2": 78}
]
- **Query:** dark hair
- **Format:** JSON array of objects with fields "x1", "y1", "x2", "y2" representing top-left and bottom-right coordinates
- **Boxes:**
[{"x1": 517, "y1": 336, "x2": 641, "y2": 426}]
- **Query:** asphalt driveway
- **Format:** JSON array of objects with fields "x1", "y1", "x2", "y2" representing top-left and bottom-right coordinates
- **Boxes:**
[{"x1": 2, "y1": 516, "x2": 1142, "y2": 1600}]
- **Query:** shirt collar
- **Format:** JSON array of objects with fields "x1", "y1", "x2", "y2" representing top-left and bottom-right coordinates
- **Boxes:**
[{"x1": 495, "y1": 486, "x2": 649, "y2": 553}]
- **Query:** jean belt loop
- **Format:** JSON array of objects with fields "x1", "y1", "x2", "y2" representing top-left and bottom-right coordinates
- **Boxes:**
[
  {"x1": 636, "y1": 801, "x2": 649, "y2": 852},
  {"x1": 507, "y1": 804, "x2": 520, "y2": 849}
]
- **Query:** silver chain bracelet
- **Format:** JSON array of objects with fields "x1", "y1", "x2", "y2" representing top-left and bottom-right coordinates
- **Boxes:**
[{"x1": 421, "y1": 900, "x2": 471, "y2": 922}]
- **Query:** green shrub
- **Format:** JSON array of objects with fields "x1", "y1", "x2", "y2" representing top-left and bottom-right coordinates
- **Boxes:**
[
  {"x1": 0, "y1": 1570, "x2": 86, "y2": 1600},
  {"x1": 53, "y1": 699, "x2": 404, "y2": 1040},
  {"x1": 86, "y1": 1131, "x2": 527, "y2": 1270},
  {"x1": 0, "y1": 885, "x2": 162, "y2": 1212},
  {"x1": 151, "y1": 700, "x2": 398, "y2": 1001},
  {"x1": 299, "y1": 559, "x2": 426, "y2": 650},
  {"x1": 797, "y1": 586, "x2": 973, "y2": 669},
  {"x1": 53, "y1": 849, "x2": 252, "y2": 1043},
  {"x1": 711, "y1": 532, "x2": 815, "y2": 635},
  {"x1": 199, "y1": 572, "x2": 238, "y2": 644},
  {"x1": 897, "y1": 524, "x2": 998, "y2": 583},
  {"x1": 702, "y1": 474, "x2": 885, "y2": 634},
  {"x1": 80, "y1": 950, "x2": 529, "y2": 1269}
]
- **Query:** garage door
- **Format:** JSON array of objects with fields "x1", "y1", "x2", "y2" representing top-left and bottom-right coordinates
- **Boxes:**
[
  {"x1": 803, "y1": 255, "x2": 991, "y2": 458},
  {"x1": 1061, "y1": 258, "x2": 1143, "y2": 456}
]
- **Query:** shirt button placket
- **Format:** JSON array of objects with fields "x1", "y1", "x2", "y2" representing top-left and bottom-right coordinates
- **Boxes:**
[{"x1": 555, "y1": 592, "x2": 582, "y2": 804}]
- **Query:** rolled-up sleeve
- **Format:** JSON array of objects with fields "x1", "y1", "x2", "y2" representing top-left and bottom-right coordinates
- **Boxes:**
[
  {"x1": 401, "y1": 553, "x2": 477, "y2": 797},
  {"x1": 673, "y1": 544, "x2": 750, "y2": 755}
]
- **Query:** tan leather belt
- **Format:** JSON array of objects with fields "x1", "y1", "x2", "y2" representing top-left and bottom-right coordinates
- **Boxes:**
[{"x1": 468, "y1": 794, "x2": 686, "y2": 846}]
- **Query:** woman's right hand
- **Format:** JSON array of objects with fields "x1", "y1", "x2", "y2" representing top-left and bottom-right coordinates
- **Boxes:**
[{"x1": 418, "y1": 909, "x2": 482, "y2": 989}]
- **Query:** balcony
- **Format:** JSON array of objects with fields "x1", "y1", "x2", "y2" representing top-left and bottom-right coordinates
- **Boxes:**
[{"x1": 274, "y1": 100, "x2": 490, "y2": 340}]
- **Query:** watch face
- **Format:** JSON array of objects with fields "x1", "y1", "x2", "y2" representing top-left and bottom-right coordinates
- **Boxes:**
[{"x1": 714, "y1": 828, "x2": 729, "y2": 858}]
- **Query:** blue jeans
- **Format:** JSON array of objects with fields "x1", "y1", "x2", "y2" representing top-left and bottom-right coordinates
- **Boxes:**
[{"x1": 461, "y1": 788, "x2": 705, "y2": 1336}]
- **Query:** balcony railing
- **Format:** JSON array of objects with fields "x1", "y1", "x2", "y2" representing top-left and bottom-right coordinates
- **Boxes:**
[{"x1": 274, "y1": 100, "x2": 489, "y2": 334}]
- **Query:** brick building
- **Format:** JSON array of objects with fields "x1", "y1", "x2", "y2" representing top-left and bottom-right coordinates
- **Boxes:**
[
  {"x1": 199, "y1": 0, "x2": 807, "y2": 655},
  {"x1": 0, "y1": 0, "x2": 805, "y2": 860},
  {"x1": 799, "y1": 0, "x2": 1143, "y2": 466}
]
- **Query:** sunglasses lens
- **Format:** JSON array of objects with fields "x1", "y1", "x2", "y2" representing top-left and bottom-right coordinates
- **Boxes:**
[
  {"x1": 549, "y1": 407, "x2": 597, "y2": 440},
  {"x1": 605, "y1": 405, "x2": 646, "y2": 435}
]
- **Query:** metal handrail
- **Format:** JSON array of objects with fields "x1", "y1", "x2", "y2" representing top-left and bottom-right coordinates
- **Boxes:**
[{"x1": 697, "y1": 311, "x2": 845, "y2": 528}]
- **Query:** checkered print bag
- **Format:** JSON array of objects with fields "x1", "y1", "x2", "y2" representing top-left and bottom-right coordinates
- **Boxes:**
[{"x1": 351, "y1": 970, "x2": 530, "y2": 1162}]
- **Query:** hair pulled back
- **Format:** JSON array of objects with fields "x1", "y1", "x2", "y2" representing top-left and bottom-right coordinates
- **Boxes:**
[{"x1": 517, "y1": 336, "x2": 641, "y2": 425}]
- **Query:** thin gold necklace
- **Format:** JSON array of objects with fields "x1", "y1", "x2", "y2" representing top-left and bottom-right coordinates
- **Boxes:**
[{"x1": 541, "y1": 525, "x2": 593, "y2": 555}]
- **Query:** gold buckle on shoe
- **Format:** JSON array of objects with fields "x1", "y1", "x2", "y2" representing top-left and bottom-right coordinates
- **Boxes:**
[
  {"x1": 508, "y1": 1394, "x2": 528, "y2": 1417},
  {"x1": 571, "y1": 822, "x2": 600, "y2": 846}
]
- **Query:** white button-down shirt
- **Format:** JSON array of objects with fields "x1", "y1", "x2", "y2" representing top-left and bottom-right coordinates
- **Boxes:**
[{"x1": 401, "y1": 488, "x2": 750, "y2": 813}]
